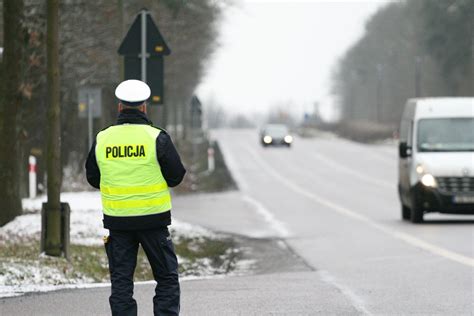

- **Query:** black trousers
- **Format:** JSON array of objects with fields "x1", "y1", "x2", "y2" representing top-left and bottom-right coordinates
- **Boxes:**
[{"x1": 105, "y1": 227, "x2": 180, "y2": 316}]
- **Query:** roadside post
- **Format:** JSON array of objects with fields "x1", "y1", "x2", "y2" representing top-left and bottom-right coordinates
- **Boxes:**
[
  {"x1": 207, "y1": 147, "x2": 215, "y2": 173},
  {"x1": 28, "y1": 156, "x2": 37, "y2": 198}
]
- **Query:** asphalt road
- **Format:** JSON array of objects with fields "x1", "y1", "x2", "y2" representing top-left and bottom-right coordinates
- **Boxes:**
[
  {"x1": 1, "y1": 129, "x2": 473, "y2": 315},
  {"x1": 214, "y1": 129, "x2": 473, "y2": 315}
]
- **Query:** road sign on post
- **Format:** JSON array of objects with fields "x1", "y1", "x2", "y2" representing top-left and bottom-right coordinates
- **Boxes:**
[
  {"x1": 78, "y1": 88, "x2": 102, "y2": 119},
  {"x1": 118, "y1": 9, "x2": 171, "y2": 105},
  {"x1": 78, "y1": 87, "x2": 102, "y2": 150},
  {"x1": 190, "y1": 95, "x2": 203, "y2": 129}
]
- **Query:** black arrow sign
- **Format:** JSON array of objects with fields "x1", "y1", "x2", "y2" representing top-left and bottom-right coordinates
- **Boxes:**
[
  {"x1": 118, "y1": 10, "x2": 170, "y2": 105},
  {"x1": 118, "y1": 11, "x2": 171, "y2": 56}
]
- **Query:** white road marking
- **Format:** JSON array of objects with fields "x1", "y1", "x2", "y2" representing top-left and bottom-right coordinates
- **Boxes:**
[
  {"x1": 242, "y1": 194, "x2": 290, "y2": 238},
  {"x1": 318, "y1": 270, "x2": 373, "y2": 316},
  {"x1": 217, "y1": 135, "x2": 290, "y2": 238},
  {"x1": 243, "y1": 144, "x2": 474, "y2": 268}
]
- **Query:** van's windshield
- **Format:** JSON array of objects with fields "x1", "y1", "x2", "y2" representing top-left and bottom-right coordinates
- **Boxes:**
[{"x1": 417, "y1": 118, "x2": 474, "y2": 152}]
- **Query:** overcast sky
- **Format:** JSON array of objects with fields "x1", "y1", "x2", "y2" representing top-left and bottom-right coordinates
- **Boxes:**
[{"x1": 197, "y1": 0, "x2": 396, "y2": 121}]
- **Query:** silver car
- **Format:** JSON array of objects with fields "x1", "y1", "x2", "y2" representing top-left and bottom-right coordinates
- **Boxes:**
[{"x1": 260, "y1": 124, "x2": 293, "y2": 147}]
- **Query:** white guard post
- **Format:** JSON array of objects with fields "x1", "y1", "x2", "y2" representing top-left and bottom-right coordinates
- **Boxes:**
[
  {"x1": 29, "y1": 155, "x2": 37, "y2": 198},
  {"x1": 207, "y1": 147, "x2": 215, "y2": 172}
]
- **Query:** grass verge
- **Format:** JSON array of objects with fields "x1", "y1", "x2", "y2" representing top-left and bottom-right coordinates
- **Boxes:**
[{"x1": 0, "y1": 235, "x2": 239, "y2": 286}]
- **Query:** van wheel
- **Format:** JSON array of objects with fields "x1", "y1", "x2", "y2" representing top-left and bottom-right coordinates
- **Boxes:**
[
  {"x1": 401, "y1": 204, "x2": 410, "y2": 220},
  {"x1": 410, "y1": 196, "x2": 424, "y2": 223}
]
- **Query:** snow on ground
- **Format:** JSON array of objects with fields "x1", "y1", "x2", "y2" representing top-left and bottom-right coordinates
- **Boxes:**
[
  {"x1": 3, "y1": 191, "x2": 215, "y2": 246},
  {"x1": 0, "y1": 260, "x2": 95, "y2": 297},
  {"x1": 0, "y1": 191, "x2": 235, "y2": 298}
]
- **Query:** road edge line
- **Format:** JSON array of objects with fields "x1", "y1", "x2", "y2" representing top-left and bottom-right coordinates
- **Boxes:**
[{"x1": 318, "y1": 270, "x2": 373, "y2": 316}]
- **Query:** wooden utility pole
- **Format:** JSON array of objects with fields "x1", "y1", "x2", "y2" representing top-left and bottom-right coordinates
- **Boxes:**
[
  {"x1": 0, "y1": 0, "x2": 24, "y2": 226},
  {"x1": 45, "y1": 0, "x2": 62, "y2": 256}
]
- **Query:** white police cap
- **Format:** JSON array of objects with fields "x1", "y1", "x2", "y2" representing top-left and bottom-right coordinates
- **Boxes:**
[{"x1": 115, "y1": 79, "x2": 151, "y2": 103}]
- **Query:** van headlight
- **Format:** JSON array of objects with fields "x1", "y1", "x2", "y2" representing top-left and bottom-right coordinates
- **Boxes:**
[
  {"x1": 284, "y1": 135, "x2": 293, "y2": 143},
  {"x1": 416, "y1": 164, "x2": 424, "y2": 174},
  {"x1": 263, "y1": 136, "x2": 272, "y2": 144},
  {"x1": 421, "y1": 174, "x2": 437, "y2": 188}
]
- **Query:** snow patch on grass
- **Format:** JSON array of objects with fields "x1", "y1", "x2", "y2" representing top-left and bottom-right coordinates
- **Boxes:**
[
  {"x1": 0, "y1": 214, "x2": 41, "y2": 242},
  {"x1": 0, "y1": 191, "x2": 244, "y2": 298},
  {"x1": 2, "y1": 191, "x2": 216, "y2": 246},
  {"x1": 0, "y1": 260, "x2": 94, "y2": 286}
]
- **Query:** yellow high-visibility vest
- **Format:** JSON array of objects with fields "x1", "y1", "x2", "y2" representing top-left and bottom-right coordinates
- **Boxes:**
[{"x1": 95, "y1": 124, "x2": 171, "y2": 217}]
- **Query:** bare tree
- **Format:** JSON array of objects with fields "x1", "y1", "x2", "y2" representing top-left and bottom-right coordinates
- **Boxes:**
[
  {"x1": 332, "y1": 0, "x2": 472, "y2": 135},
  {"x1": 0, "y1": 0, "x2": 223, "y2": 223},
  {"x1": 0, "y1": 0, "x2": 25, "y2": 226}
]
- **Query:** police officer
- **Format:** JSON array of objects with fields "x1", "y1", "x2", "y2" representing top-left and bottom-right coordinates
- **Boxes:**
[{"x1": 85, "y1": 79, "x2": 185, "y2": 316}]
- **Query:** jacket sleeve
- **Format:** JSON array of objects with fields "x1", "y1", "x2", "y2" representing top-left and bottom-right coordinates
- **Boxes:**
[
  {"x1": 156, "y1": 132, "x2": 186, "y2": 187},
  {"x1": 85, "y1": 141, "x2": 101, "y2": 189}
]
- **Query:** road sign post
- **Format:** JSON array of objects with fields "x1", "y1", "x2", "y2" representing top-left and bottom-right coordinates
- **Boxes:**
[
  {"x1": 118, "y1": 9, "x2": 171, "y2": 105},
  {"x1": 141, "y1": 10, "x2": 147, "y2": 82}
]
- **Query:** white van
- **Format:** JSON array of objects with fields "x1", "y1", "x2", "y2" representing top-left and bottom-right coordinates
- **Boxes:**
[{"x1": 398, "y1": 97, "x2": 474, "y2": 223}]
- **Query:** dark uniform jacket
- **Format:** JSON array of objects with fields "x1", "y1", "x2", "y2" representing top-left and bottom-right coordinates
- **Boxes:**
[{"x1": 85, "y1": 109, "x2": 186, "y2": 230}]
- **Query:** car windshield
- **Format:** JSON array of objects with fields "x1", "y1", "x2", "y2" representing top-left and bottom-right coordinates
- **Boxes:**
[
  {"x1": 264, "y1": 125, "x2": 289, "y2": 137},
  {"x1": 417, "y1": 118, "x2": 474, "y2": 152}
]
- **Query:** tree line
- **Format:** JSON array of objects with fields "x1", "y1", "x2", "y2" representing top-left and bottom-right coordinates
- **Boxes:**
[
  {"x1": 332, "y1": 0, "x2": 473, "y2": 131},
  {"x1": 0, "y1": 0, "x2": 223, "y2": 226}
]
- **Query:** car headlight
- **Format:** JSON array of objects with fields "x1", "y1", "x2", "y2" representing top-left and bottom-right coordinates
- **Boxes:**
[
  {"x1": 421, "y1": 174, "x2": 437, "y2": 188},
  {"x1": 263, "y1": 136, "x2": 272, "y2": 144},
  {"x1": 284, "y1": 135, "x2": 293, "y2": 143},
  {"x1": 416, "y1": 164, "x2": 424, "y2": 174}
]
